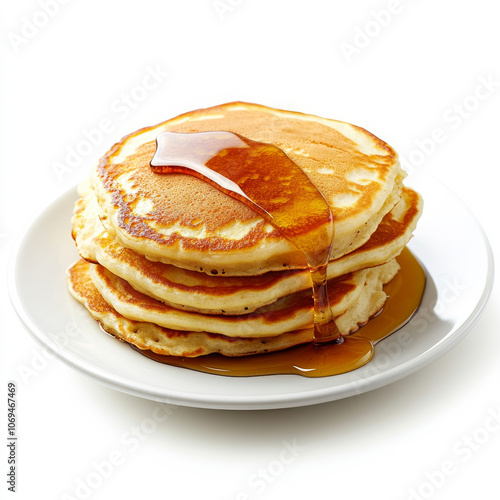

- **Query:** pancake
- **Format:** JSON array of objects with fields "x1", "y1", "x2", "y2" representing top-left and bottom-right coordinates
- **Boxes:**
[
  {"x1": 91, "y1": 102, "x2": 405, "y2": 275},
  {"x1": 67, "y1": 259, "x2": 399, "y2": 357},
  {"x1": 72, "y1": 185, "x2": 421, "y2": 315},
  {"x1": 89, "y1": 261, "x2": 402, "y2": 337}
]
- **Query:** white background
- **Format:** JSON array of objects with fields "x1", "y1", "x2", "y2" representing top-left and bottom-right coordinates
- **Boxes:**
[{"x1": 1, "y1": 0, "x2": 499, "y2": 499}]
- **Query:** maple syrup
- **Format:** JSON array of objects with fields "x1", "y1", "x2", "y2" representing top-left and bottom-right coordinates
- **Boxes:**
[
  {"x1": 151, "y1": 131, "x2": 341, "y2": 345},
  {"x1": 147, "y1": 131, "x2": 426, "y2": 377}
]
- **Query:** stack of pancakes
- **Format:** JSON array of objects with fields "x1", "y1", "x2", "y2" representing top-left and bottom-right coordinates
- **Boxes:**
[{"x1": 68, "y1": 102, "x2": 422, "y2": 357}]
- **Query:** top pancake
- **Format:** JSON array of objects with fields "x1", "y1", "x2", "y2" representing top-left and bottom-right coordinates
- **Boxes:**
[{"x1": 92, "y1": 102, "x2": 404, "y2": 275}]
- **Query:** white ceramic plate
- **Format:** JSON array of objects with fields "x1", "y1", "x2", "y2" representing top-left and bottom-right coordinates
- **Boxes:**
[{"x1": 9, "y1": 172, "x2": 493, "y2": 410}]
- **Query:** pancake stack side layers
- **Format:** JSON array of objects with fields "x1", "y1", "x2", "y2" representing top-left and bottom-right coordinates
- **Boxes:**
[{"x1": 68, "y1": 102, "x2": 422, "y2": 359}]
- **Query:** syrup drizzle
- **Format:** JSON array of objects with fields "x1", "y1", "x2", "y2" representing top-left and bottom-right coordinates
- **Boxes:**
[
  {"x1": 147, "y1": 131, "x2": 426, "y2": 377},
  {"x1": 151, "y1": 131, "x2": 341, "y2": 345}
]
